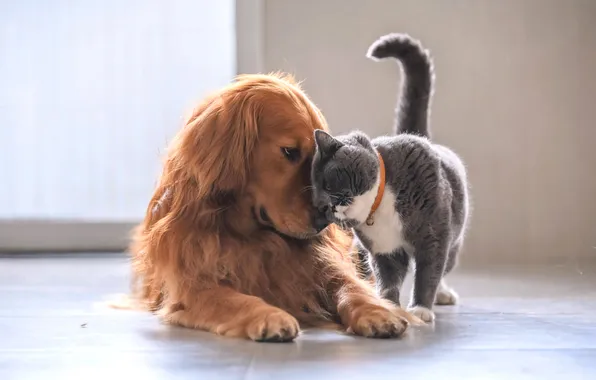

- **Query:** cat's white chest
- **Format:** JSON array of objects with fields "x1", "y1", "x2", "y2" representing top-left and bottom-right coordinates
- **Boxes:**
[{"x1": 358, "y1": 188, "x2": 407, "y2": 255}]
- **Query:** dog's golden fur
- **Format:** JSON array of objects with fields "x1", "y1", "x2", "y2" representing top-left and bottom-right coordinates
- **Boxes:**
[{"x1": 129, "y1": 73, "x2": 417, "y2": 341}]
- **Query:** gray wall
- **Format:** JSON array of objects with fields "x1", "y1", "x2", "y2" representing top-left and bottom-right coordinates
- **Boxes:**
[{"x1": 260, "y1": 0, "x2": 596, "y2": 265}]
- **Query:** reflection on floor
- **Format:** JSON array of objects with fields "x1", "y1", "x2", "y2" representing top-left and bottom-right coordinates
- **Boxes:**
[{"x1": 1, "y1": 253, "x2": 595, "y2": 379}]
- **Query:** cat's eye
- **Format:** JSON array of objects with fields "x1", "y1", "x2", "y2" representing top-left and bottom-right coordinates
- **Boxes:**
[
  {"x1": 338, "y1": 192, "x2": 351, "y2": 206},
  {"x1": 281, "y1": 147, "x2": 301, "y2": 163}
]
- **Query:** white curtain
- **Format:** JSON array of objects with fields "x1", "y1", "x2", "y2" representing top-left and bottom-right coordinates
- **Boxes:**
[{"x1": 0, "y1": 0, "x2": 236, "y2": 222}]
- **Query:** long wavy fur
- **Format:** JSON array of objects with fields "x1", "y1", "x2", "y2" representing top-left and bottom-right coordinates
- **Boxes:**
[{"x1": 128, "y1": 73, "x2": 362, "y2": 326}]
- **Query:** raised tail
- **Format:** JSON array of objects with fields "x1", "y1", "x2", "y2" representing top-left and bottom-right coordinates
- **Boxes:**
[{"x1": 367, "y1": 33, "x2": 434, "y2": 138}]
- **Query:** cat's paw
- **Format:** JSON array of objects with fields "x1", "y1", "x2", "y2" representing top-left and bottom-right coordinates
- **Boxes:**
[
  {"x1": 435, "y1": 285, "x2": 459, "y2": 305},
  {"x1": 407, "y1": 305, "x2": 435, "y2": 323}
]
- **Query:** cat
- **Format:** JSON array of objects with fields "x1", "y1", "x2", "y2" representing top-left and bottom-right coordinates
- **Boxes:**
[{"x1": 311, "y1": 33, "x2": 470, "y2": 323}]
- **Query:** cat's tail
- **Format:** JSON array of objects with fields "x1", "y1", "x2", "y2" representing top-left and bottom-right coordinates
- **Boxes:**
[{"x1": 367, "y1": 33, "x2": 434, "y2": 138}]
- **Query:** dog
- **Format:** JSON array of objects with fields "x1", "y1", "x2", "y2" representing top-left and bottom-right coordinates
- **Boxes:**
[{"x1": 129, "y1": 73, "x2": 418, "y2": 341}]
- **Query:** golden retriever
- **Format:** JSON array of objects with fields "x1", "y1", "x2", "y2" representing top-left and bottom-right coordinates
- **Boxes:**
[{"x1": 129, "y1": 73, "x2": 417, "y2": 341}]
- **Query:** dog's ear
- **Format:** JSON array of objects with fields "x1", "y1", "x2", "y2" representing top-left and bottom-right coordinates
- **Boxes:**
[{"x1": 171, "y1": 91, "x2": 259, "y2": 197}]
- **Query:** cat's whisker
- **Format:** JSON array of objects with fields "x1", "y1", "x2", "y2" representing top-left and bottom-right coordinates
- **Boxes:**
[{"x1": 300, "y1": 185, "x2": 315, "y2": 195}]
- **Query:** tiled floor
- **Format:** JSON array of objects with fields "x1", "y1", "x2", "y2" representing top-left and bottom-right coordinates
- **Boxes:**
[{"x1": 1, "y1": 253, "x2": 595, "y2": 380}]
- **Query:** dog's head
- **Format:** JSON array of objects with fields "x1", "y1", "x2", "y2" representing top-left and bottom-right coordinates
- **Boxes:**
[{"x1": 171, "y1": 74, "x2": 329, "y2": 239}]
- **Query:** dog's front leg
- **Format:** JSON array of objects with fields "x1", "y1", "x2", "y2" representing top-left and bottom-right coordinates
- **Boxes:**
[{"x1": 159, "y1": 286, "x2": 300, "y2": 342}]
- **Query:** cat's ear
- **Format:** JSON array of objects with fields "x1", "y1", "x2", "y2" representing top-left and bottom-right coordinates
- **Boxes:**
[{"x1": 314, "y1": 130, "x2": 343, "y2": 156}]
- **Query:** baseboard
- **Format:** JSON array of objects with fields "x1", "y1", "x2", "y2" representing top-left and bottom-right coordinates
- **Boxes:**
[
  {"x1": 2, "y1": 220, "x2": 590, "y2": 265},
  {"x1": 0, "y1": 221, "x2": 137, "y2": 252}
]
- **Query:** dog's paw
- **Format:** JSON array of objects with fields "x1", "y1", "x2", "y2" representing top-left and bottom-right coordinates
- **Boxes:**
[
  {"x1": 435, "y1": 285, "x2": 459, "y2": 305},
  {"x1": 245, "y1": 309, "x2": 300, "y2": 343},
  {"x1": 407, "y1": 305, "x2": 435, "y2": 323},
  {"x1": 158, "y1": 304, "x2": 194, "y2": 327},
  {"x1": 348, "y1": 305, "x2": 408, "y2": 338}
]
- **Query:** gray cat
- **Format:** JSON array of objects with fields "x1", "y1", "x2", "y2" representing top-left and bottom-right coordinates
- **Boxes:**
[{"x1": 311, "y1": 33, "x2": 470, "y2": 323}]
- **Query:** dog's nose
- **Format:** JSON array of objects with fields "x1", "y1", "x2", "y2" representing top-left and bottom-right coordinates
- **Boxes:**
[{"x1": 313, "y1": 206, "x2": 331, "y2": 233}]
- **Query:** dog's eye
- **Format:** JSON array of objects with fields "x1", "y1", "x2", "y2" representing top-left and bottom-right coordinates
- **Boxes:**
[{"x1": 281, "y1": 147, "x2": 301, "y2": 163}]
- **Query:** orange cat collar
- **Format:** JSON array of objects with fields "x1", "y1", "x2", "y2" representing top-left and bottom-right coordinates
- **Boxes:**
[{"x1": 366, "y1": 151, "x2": 385, "y2": 226}]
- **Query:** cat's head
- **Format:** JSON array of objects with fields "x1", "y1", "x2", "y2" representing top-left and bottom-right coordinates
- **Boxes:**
[{"x1": 312, "y1": 130, "x2": 381, "y2": 228}]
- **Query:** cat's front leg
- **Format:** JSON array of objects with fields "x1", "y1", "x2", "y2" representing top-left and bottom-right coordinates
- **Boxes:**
[
  {"x1": 370, "y1": 248, "x2": 410, "y2": 306},
  {"x1": 409, "y1": 241, "x2": 449, "y2": 323}
]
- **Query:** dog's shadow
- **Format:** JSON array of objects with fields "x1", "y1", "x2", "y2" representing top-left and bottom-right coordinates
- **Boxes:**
[{"x1": 140, "y1": 314, "x2": 463, "y2": 371}]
